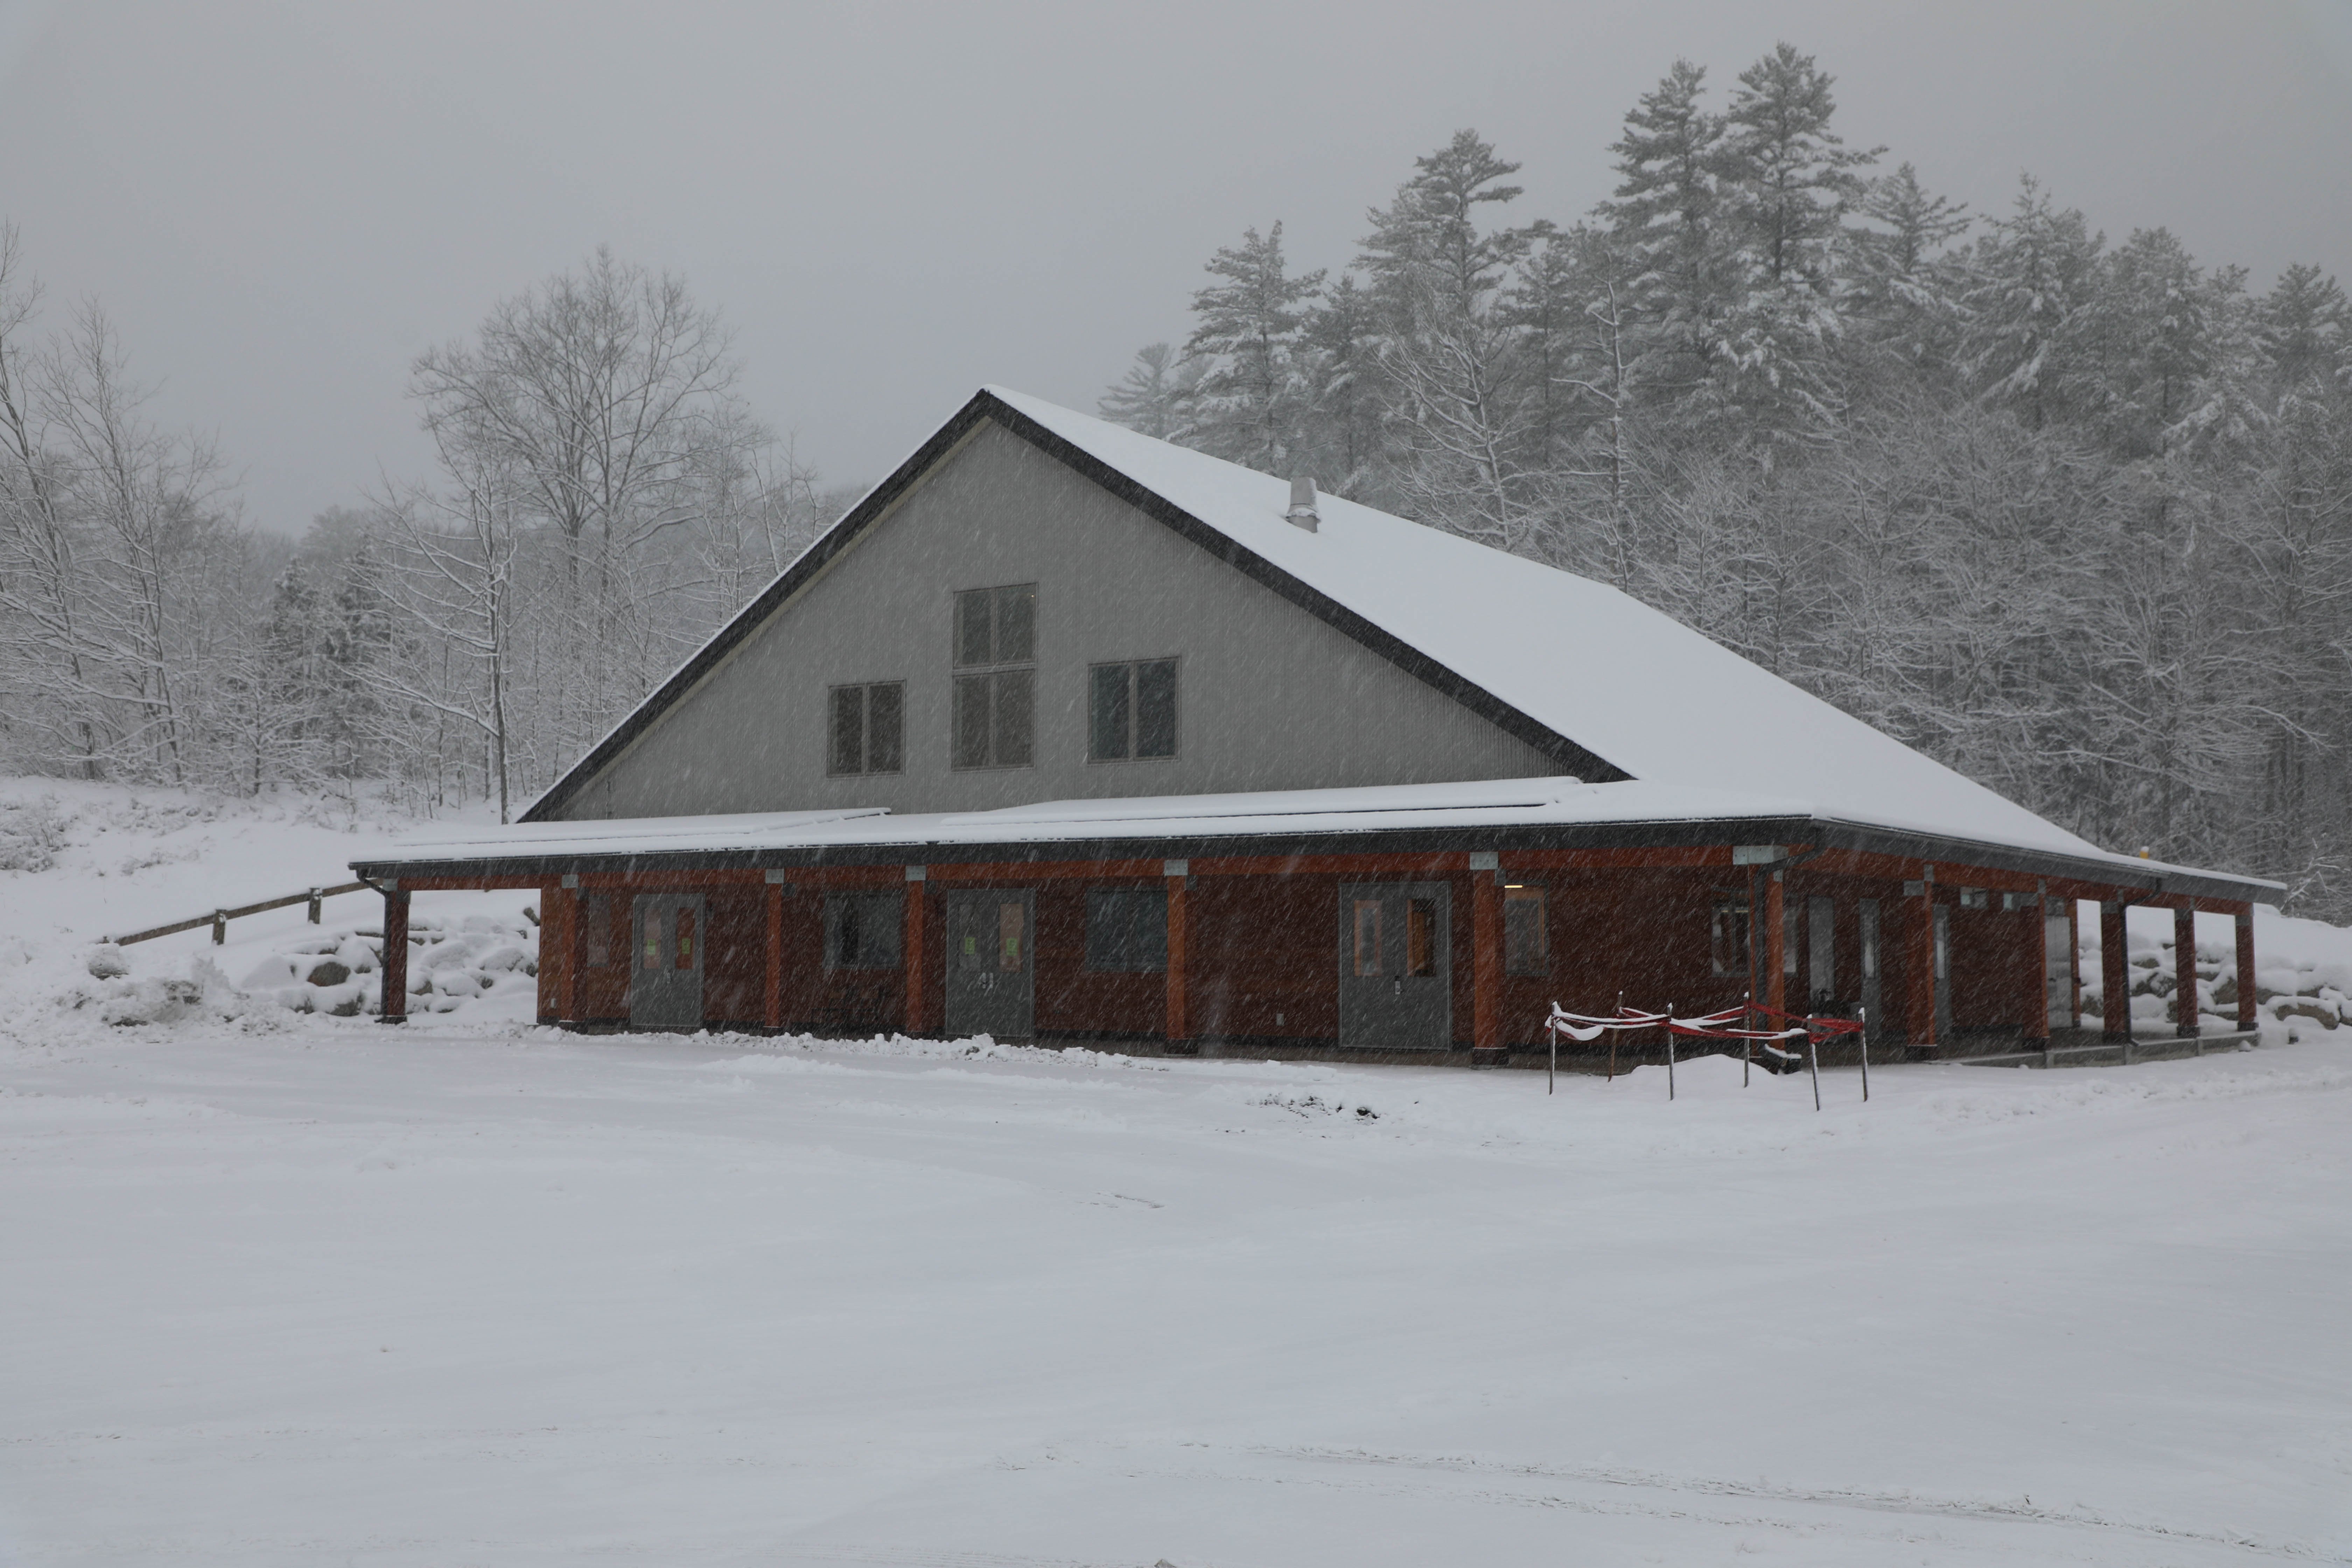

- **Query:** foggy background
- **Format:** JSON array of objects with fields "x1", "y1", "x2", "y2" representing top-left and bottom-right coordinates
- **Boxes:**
[{"x1": 4, "y1": 0, "x2": 2348, "y2": 529}]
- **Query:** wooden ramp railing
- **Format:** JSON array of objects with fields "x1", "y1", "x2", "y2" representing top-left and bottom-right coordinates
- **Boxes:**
[{"x1": 106, "y1": 881, "x2": 374, "y2": 947}]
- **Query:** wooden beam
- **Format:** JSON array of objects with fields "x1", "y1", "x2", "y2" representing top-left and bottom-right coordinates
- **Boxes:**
[
  {"x1": 1765, "y1": 870, "x2": 1787, "y2": 1019},
  {"x1": 922, "y1": 859, "x2": 1168, "y2": 882},
  {"x1": 379, "y1": 887, "x2": 410, "y2": 1024},
  {"x1": 2175, "y1": 904, "x2": 2200, "y2": 1038},
  {"x1": 2101, "y1": 902, "x2": 2130, "y2": 1044},
  {"x1": 2236, "y1": 908, "x2": 2257, "y2": 1033},
  {"x1": 373, "y1": 874, "x2": 560, "y2": 893},
  {"x1": 1165, "y1": 871, "x2": 1190, "y2": 1043}
]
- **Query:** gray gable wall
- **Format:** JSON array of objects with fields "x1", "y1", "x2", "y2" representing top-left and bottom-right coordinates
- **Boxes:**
[{"x1": 556, "y1": 420, "x2": 1561, "y2": 821}]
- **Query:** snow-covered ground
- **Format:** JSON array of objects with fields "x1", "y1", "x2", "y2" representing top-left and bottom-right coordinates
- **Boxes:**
[{"x1": 3, "y1": 778, "x2": 2351, "y2": 1564}]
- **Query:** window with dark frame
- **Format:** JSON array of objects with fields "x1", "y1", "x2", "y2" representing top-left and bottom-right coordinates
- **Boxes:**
[
  {"x1": 952, "y1": 584, "x2": 1036, "y2": 769},
  {"x1": 827, "y1": 681, "x2": 905, "y2": 776},
  {"x1": 1084, "y1": 888, "x2": 1168, "y2": 972},
  {"x1": 583, "y1": 892, "x2": 614, "y2": 968},
  {"x1": 1405, "y1": 897, "x2": 1438, "y2": 977},
  {"x1": 824, "y1": 892, "x2": 904, "y2": 971},
  {"x1": 1503, "y1": 885, "x2": 1547, "y2": 976},
  {"x1": 1711, "y1": 897, "x2": 1752, "y2": 979},
  {"x1": 1088, "y1": 659, "x2": 1178, "y2": 762}
]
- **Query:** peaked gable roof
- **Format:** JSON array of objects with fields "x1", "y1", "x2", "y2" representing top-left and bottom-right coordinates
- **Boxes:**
[{"x1": 522, "y1": 387, "x2": 2095, "y2": 865}]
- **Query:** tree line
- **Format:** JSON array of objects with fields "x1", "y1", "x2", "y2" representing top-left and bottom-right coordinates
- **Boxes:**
[
  {"x1": 1099, "y1": 44, "x2": 2352, "y2": 917},
  {"x1": 3, "y1": 41, "x2": 2348, "y2": 913},
  {"x1": 0, "y1": 236, "x2": 841, "y2": 821}
]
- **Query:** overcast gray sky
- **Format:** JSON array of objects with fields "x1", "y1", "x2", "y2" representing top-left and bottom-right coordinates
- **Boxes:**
[{"x1": 4, "y1": 0, "x2": 2349, "y2": 534}]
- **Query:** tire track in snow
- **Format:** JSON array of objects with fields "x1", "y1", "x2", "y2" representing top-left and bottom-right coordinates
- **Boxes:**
[{"x1": 1246, "y1": 1444, "x2": 2343, "y2": 1561}]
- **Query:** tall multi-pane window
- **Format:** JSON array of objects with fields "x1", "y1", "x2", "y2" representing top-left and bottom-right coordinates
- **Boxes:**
[
  {"x1": 1088, "y1": 659, "x2": 1178, "y2": 762},
  {"x1": 828, "y1": 681, "x2": 904, "y2": 775},
  {"x1": 952, "y1": 584, "x2": 1036, "y2": 769},
  {"x1": 1503, "y1": 886, "x2": 1548, "y2": 976}
]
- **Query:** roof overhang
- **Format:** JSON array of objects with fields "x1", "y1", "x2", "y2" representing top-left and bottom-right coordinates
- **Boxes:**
[{"x1": 354, "y1": 813, "x2": 2279, "y2": 906}]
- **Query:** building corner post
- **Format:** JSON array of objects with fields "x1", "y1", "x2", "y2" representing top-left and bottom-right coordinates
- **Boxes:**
[
  {"x1": 2174, "y1": 904, "x2": 2200, "y2": 1038},
  {"x1": 2235, "y1": 905, "x2": 2257, "y2": 1034},
  {"x1": 2100, "y1": 901, "x2": 2130, "y2": 1044},
  {"x1": 379, "y1": 881, "x2": 410, "y2": 1024},
  {"x1": 1764, "y1": 870, "x2": 1787, "y2": 1020}
]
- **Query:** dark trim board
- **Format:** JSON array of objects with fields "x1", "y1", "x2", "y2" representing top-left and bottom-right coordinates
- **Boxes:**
[
  {"x1": 520, "y1": 391, "x2": 1626, "y2": 824},
  {"x1": 355, "y1": 812, "x2": 2276, "y2": 905}
]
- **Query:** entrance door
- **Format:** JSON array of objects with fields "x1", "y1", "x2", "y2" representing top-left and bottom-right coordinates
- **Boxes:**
[
  {"x1": 2046, "y1": 910, "x2": 2076, "y2": 1029},
  {"x1": 944, "y1": 889, "x2": 1035, "y2": 1039},
  {"x1": 629, "y1": 892, "x2": 706, "y2": 1029},
  {"x1": 1337, "y1": 882, "x2": 1451, "y2": 1049},
  {"x1": 1858, "y1": 898, "x2": 1884, "y2": 1041}
]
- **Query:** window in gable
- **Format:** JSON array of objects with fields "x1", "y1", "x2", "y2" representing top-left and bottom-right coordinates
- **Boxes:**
[
  {"x1": 952, "y1": 584, "x2": 1036, "y2": 769},
  {"x1": 1088, "y1": 658, "x2": 1177, "y2": 762},
  {"x1": 828, "y1": 681, "x2": 905, "y2": 776}
]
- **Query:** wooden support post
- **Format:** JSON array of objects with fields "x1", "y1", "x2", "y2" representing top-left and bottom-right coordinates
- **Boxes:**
[
  {"x1": 379, "y1": 883, "x2": 409, "y2": 1024},
  {"x1": 2100, "y1": 901, "x2": 2129, "y2": 1044},
  {"x1": 2024, "y1": 893, "x2": 2051, "y2": 1044},
  {"x1": 902, "y1": 867, "x2": 927, "y2": 1035},
  {"x1": 764, "y1": 876, "x2": 785, "y2": 1032},
  {"x1": 307, "y1": 888, "x2": 323, "y2": 924},
  {"x1": 1472, "y1": 867, "x2": 1503, "y2": 1055},
  {"x1": 1905, "y1": 880, "x2": 1936, "y2": 1049},
  {"x1": 2175, "y1": 904, "x2": 2199, "y2": 1037},
  {"x1": 543, "y1": 880, "x2": 573, "y2": 1026},
  {"x1": 1165, "y1": 862, "x2": 1190, "y2": 1044},
  {"x1": 211, "y1": 910, "x2": 227, "y2": 945},
  {"x1": 2235, "y1": 906, "x2": 2256, "y2": 1033},
  {"x1": 2067, "y1": 898, "x2": 2082, "y2": 1028},
  {"x1": 1764, "y1": 871, "x2": 1787, "y2": 1021},
  {"x1": 565, "y1": 880, "x2": 587, "y2": 1024}
]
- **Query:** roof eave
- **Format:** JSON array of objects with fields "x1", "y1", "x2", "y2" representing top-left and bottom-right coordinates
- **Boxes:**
[{"x1": 351, "y1": 812, "x2": 2280, "y2": 905}]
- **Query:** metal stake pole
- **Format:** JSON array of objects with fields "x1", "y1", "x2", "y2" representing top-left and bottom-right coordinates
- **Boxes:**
[
  {"x1": 1743, "y1": 990, "x2": 1752, "y2": 1087},
  {"x1": 1548, "y1": 1021, "x2": 1556, "y2": 1095},
  {"x1": 1859, "y1": 1004, "x2": 1870, "y2": 1102},
  {"x1": 1807, "y1": 1024, "x2": 1822, "y2": 1112},
  {"x1": 1666, "y1": 1004, "x2": 1676, "y2": 1102}
]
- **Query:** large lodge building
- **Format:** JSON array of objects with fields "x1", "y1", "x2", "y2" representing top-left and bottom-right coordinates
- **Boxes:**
[{"x1": 354, "y1": 388, "x2": 2280, "y2": 1065}]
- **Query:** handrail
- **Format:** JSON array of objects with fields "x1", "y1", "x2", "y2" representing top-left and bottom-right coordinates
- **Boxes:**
[{"x1": 106, "y1": 881, "x2": 374, "y2": 946}]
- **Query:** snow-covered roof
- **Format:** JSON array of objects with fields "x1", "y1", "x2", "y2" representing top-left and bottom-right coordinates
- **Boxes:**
[
  {"x1": 366, "y1": 776, "x2": 2273, "y2": 898},
  {"x1": 495, "y1": 386, "x2": 2274, "y2": 898},
  {"x1": 984, "y1": 387, "x2": 2099, "y2": 861}
]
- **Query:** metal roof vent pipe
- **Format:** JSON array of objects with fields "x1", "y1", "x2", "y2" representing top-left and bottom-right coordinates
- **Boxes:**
[{"x1": 1286, "y1": 475, "x2": 1320, "y2": 531}]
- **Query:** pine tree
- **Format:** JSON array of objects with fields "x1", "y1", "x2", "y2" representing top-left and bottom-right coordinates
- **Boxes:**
[
  {"x1": 1711, "y1": 42, "x2": 1881, "y2": 439},
  {"x1": 1961, "y1": 176, "x2": 2107, "y2": 430},
  {"x1": 1098, "y1": 343, "x2": 1196, "y2": 439},
  {"x1": 1600, "y1": 60, "x2": 1729, "y2": 393},
  {"x1": 1181, "y1": 224, "x2": 1325, "y2": 472}
]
